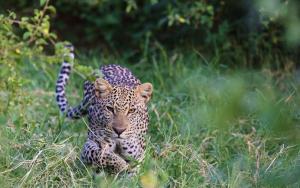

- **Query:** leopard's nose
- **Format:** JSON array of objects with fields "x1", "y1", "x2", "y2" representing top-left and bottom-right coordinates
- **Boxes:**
[{"x1": 112, "y1": 127, "x2": 126, "y2": 135}]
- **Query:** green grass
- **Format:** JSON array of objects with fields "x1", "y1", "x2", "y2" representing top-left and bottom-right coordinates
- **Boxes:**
[{"x1": 1, "y1": 51, "x2": 300, "y2": 187}]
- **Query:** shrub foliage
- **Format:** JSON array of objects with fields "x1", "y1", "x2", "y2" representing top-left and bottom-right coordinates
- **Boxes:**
[{"x1": 1, "y1": 0, "x2": 299, "y2": 66}]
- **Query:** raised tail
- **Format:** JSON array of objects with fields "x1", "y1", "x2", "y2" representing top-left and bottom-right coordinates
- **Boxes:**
[
  {"x1": 55, "y1": 45, "x2": 92, "y2": 119},
  {"x1": 56, "y1": 44, "x2": 74, "y2": 113}
]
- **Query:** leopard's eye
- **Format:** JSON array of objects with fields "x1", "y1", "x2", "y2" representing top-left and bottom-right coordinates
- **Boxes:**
[
  {"x1": 128, "y1": 108, "x2": 136, "y2": 114},
  {"x1": 106, "y1": 106, "x2": 114, "y2": 113}
]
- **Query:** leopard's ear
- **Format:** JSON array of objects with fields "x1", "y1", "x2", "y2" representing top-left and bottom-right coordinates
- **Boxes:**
[
  {"x1": 94, "y1": 78, "x2": 112, "y2": 98},
  {"x1": 136, "y1": 83, "x2": 153, "y2": 103}
]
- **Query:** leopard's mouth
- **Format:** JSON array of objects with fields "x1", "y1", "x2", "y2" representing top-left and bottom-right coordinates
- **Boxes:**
[{"x1": 112, "y1": 133, "x2": 127, "y2": 140}]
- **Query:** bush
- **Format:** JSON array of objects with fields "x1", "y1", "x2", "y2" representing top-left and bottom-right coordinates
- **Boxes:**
[
  {"x1": 1, "y1": 0, "x2": 299, "y2": 67},
  {"x1": 0, "y1": 1, "x2": 67, "y2": 119}
]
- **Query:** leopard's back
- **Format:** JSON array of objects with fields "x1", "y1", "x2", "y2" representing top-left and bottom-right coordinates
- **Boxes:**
[{"x1": 101, "y1": 64, "x2": 141, "y2": 88}]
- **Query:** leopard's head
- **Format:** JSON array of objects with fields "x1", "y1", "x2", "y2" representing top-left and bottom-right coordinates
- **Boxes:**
[{"x1": 92, "y1": 78, "x2": 153, "y2": 139}]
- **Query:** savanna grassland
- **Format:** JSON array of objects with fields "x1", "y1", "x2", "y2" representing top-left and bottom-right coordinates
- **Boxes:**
[
  {"x1": 1, "y1": 51, "x2": 300, "y2": 187},
  {"x1": 1, "y1": 0, "x2": 300, "y2": 187}
]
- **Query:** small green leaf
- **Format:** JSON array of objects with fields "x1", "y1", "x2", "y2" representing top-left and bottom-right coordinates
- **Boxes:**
[
  {"x1": 21, "y1": 17, "x2": 29, "y2": 22},
  {"x1": 49, "y1": 33, "x2": 57, "y2": 39},
  {"x1": 40, "y1": 0, "x2": 47, "y2": 6},
  {"x1": 74, "y1": 65, "x2": 94, "y2": 79},
  {"x1": 23, "y1": 31, "x2": 31, "y2": 40},
  {"x1": 47, "y1": 5, "x2": 56, "y2": 15}
]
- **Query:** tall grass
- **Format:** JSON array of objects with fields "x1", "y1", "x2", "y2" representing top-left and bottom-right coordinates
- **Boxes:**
[{"x1": 0, "y1": 50, "x2": 299, "y2": 187}]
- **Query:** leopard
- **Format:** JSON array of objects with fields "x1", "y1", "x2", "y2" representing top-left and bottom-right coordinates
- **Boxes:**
[{"x1": 55, "y1": 45, "x2": 153, "y2": 175}]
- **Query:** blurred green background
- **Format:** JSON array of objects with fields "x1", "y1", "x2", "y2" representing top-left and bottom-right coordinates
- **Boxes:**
[
  {"x1": 0, "y1": 0, "x2": 300, "y2": 187},
  {"x1": 1, "y1": 0, "x2": 299, "y2": 65}
]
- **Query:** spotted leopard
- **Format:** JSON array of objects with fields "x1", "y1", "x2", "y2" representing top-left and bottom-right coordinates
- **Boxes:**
[{"x1": 55, "y1": 45, "x2": 153, "y2": 175}]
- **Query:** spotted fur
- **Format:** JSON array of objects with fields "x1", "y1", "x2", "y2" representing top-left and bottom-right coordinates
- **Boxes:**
[{"x1": 55, "y1": 45, "x2": 153, "y2": 175}]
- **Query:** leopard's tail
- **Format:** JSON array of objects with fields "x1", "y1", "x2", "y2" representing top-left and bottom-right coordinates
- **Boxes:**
[
  {"x1": 55, "y1": 44, "x2": 90, "y2": 120},
  {"x1": 56, "y1": 45, "x2": 94, "y2": 119},
  {"x1": 55, "y1": 45, "x2": 75, "y2": 115}
]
